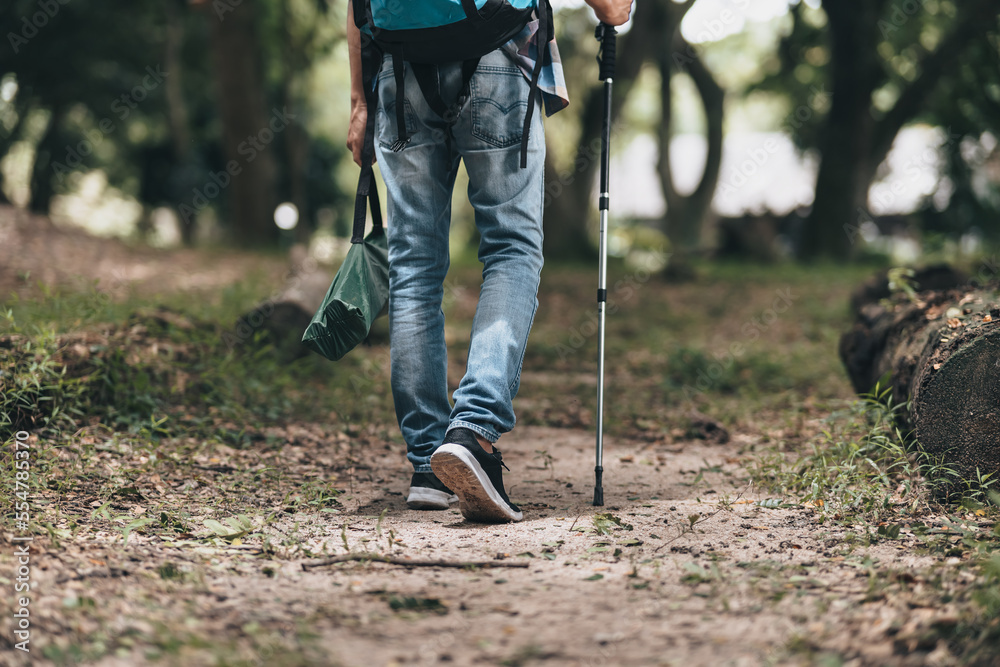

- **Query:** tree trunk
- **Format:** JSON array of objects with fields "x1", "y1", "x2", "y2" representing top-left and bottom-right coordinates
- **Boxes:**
[
  {"x1": 541, "y1": 0, "x2": 656, "y2": 260},
  {"x1": 27, "y1": 107, "x2": 65, "y2": 215},
  {"x1": 207, "y1": 0, "x2": 279, "y2": 247},
  {"x1": 800, "y1": 0, "x2": 884, "y2": 260},
  {"x1": 277, "y1": 0, "x2": 312, "y2": 245},
  {"x1": 164, "y1": 0, "x2": 196, "y2": 246},
  {"x1": 839, "y1": 281, "x2": 1000, "y2": 483},
  {"x1": 656, "y1": 13, "x2": 724, "y2": 257},
  {"x1": 803, "y1": 0, "x2": 996, "y2": 260},
  {"x1": 235, "y1": 246, "x2": 334, "y2": 359}
]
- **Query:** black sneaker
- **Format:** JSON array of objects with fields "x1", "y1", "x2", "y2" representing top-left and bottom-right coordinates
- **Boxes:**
[
  {"x1": 430, "y1": 428, "x2": 522, "y2": 523},
  {"x1": 406, "y1": 472, "x2": 458, "y2": 510}
]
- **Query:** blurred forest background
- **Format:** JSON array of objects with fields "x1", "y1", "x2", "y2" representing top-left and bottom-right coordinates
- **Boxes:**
[
  {"x1": 4, "y1": 5, "x2": 1000, "y2": 662},
  {"x1": 1, "y1": 0, "x2": 998, "y2": 265}
]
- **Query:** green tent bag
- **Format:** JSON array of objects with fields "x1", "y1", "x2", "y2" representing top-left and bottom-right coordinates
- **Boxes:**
[
  {"x1": 300, "y1": 223, "x2": 388, "y2": 361},
  {"x1": 301, "y1": 81, "x2": 387, "y2": 361}
]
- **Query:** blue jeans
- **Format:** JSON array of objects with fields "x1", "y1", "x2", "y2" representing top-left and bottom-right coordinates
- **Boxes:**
[{"x1": 374, "y1": 49, "x2": 545, "y2": 473}]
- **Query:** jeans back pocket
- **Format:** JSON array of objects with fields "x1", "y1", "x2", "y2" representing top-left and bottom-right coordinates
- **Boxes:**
[{"x1": 470, "y1": 65, "x2": 528, "y2": 150}]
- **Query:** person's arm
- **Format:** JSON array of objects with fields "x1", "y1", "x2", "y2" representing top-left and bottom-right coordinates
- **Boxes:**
[
  {"x1": 584, "y1": 0, "x2": 633, "y2": 26},
  {"x1": 346, "y1": 1, "x2": 370, "y2": 167}
]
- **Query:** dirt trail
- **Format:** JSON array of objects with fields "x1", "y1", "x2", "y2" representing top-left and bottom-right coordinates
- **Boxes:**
[
  {"x1": 8, "y1": 425, "x2": 951, "y2": 667},
  {"x1": 285, "y1": 427, "x2": 937, "y2": 667}
]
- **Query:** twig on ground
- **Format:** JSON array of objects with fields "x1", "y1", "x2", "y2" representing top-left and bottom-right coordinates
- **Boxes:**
[
  {"x1": 301, "y1": 553, "x2": 530, "y2": 570},
  {"x1": 653, "y1": 482, "x2": 753, "y2": 553},
  {"x1": 56, "y1": 567, "x2": 133, "y2": 584}
]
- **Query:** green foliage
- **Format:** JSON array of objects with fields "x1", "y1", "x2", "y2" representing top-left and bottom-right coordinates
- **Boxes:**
[
  {"x1": 203, "y1": 515, "x2": 254, "y2": 542},
  {"x1": 0, "y1": 0, "x2": 345, "y2": 239},
  {"x1": 975, "y1": 552, "x2": 1000, "y2": 618},
  {"x1": 749, "y1": 384, "x2": 962, "y2": 522},
  {"x1": 0, "y1": 284, "x2": 390, "y2": 442},
  {"x1": 0, "y1": 313, "x2": 87, "y2": 434},
  {"x1": 753, "y1": 0, "x2": 1000, "y2": 241},
  {"x1": 885, "y1": 267, "x2": 918, "y2": 303},
  {"x1": 592, "y1": 512, "x2": 633, "y2": 535},
  {"x1": 386, "y1": 595, "x2": 448, "y2": 615}
]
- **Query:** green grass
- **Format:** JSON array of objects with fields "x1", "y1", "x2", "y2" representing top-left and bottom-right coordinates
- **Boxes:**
[
  {"x1": 1, "y1": 282, "x2": 395, "y2": 442},
  {"x1": 747, "y1": 384, "x2": 998, "y2": 523},
  {"x1": 747, "y1": 384, "x2": 1000, "y2": 662}
]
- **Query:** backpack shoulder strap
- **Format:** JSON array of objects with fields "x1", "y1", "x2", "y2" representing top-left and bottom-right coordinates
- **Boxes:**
[
  {"x1": 353, "y1": 36, "x2": 384, "y2": 243},
  {"x1": 519, "y1": 0, "x2": 551, "y2": 169}
]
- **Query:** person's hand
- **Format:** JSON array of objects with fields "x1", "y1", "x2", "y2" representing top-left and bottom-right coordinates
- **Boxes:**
[
  {"x1": 347, "y1": 102, "x2": 373, "y2": 167},
  {"x1": 585, "y1": 0, "x2": 632, "y2": 26}
]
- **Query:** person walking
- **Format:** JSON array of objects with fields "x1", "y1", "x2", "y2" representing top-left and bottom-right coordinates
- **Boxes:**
[{"x1": 347, "y1": 0, "x2": 633, "y2": 523}]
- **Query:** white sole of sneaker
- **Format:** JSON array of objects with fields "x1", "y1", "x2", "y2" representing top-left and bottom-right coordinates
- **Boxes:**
[
  {"x1": 431, "y1": 444, "x2": 523, "y2": 523},
  {"x1": 406, "y1": 486, "x2": 458, "y2": 510}
]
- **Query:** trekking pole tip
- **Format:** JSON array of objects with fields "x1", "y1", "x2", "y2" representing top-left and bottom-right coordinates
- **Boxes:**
[{"x1": 593, "y1": 466, "x2": 604, "y2": 506}]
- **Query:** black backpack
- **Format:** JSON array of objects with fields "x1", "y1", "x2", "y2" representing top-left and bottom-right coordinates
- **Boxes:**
[{"x1": 351, "y1": 0, "x2": 553, "y2": 172}]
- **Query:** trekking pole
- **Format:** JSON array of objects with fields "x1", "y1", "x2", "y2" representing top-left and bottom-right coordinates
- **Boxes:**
[{"x1": 593, "y1": 22, "x2": 616, "y2": 507}]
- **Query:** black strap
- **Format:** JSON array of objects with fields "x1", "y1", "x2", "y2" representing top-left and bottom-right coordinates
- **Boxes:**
[
  {"x1": 461, "y1": 0, "x2": 503, "y2": 23},
  {"x1": 353, "y1": 39, "x2": 384, "y2": 243},
  {"x1": 460, "y1": 58, "x2": 479, "y2": 105},
  {"x1": 351, "y1": 0, "x2": 366, "y2": 29},
  {"x1": 389, "y1": 45, "x2": 411, "y2": 152},
  {"x1": 460, "y1": 0, "x2": 483, "y2": 21},
  {"x1": 411, "y1": 64, "x2": 448, "y2": 118},
  {"x1": 519, "y1": 0, "x2": 551, "y2": 169},
  {"x1": 412, "y1": 58, "x2": 480, "y2": 121}
]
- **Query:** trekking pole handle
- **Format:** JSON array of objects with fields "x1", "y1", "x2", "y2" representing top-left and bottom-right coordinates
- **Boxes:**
[{"x1": 596, "y1": 23, "x2": 617, "y2": 81}]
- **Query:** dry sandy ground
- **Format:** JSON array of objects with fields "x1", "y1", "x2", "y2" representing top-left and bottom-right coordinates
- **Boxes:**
[{"x1": 3, "y1": 425, "x2": 965, "y2": 667}]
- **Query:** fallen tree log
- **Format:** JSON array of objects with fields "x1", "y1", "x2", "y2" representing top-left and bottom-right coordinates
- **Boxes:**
[
  {"x1": 839, "y1": 281, "x2": 1000, "y2": 482},
  {"x1": 233, "y1": 263, "x2": 332, "y2": 359}
]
